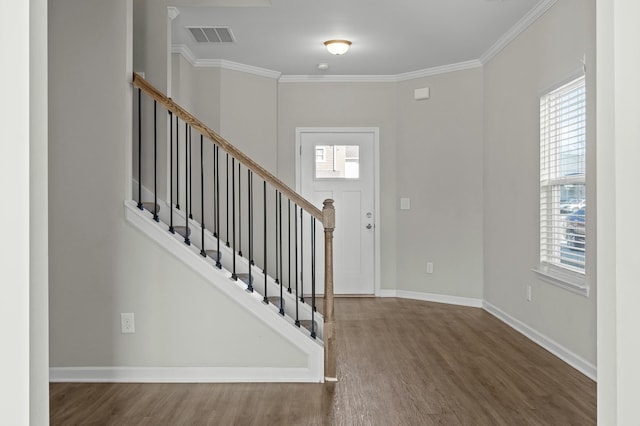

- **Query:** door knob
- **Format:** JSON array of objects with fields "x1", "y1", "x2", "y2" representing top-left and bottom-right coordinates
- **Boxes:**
[{"x1": 366, "y1": 224, "x2": 373, "y2": 229}]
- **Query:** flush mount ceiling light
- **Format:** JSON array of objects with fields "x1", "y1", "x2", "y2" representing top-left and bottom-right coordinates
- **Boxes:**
[{"x1": 324, "y1": 39, "x2": 351, "y2": 55}]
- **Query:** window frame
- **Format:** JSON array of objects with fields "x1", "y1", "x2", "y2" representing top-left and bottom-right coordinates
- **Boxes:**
[{"x1": 535, "y1": 74, "x2": 588, "y2": 295}]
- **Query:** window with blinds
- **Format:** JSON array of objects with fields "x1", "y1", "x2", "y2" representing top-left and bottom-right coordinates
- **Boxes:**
[{"x1": 540, "y1": 76, "x2": 586, "y2": 274}]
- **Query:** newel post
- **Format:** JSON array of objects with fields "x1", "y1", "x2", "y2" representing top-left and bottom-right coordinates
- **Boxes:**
[{"x1": 322, "y1": 199, "x2": 337, "y2": 381}]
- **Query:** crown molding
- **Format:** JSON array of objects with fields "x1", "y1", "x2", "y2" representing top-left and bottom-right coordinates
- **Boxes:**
[
  {"x1": 277, "y1": 59, "x2": 482, "y2": 83},
  {"x1": 394, "y1": 60, "x2": 483, "y2": 82},
  {"x1": 172, "y1": 0, "x2": 555, "y2": 83},
  {"x1": 278, "y1": 74, "x2": 397, "y2": 84},
  {"x1": 205, "y1": 59, "x2": 282, "y2": 79},
  {"x1": 172, "y1": 44, "x2": 198, "y2": 65},
  {"x1": 172, "y1": 44, "x2": 281, "y2": 79},
  {"x1": 480, "y1": 0, "x2": 558, "y2": 65},
  {"x1": 173, "y1": 45, "x2": 479, "y2": 84},
  {"x1": 167, "y1": 7, "x2": 180, "y2": 21}
]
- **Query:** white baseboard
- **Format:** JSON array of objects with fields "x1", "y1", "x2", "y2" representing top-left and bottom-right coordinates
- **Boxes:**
[
  {"x1": 482, "y1": 301, "x2": 597, "y2": 381},
  {"x1": 379, "y1": 289, "x2": 483, "y2": 308},
  {"x1": 50, "y1": 366, "x2": 323, "y2": 383}
]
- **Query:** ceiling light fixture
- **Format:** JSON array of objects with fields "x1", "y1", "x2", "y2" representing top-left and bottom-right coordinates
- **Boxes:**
[{"x1": 324, "y1": 39, "x2": 351, "y2": 55}]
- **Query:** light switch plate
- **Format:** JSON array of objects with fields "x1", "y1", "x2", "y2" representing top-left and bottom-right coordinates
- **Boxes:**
[{"x1": 400, "y1": 197, "x2": 411, "y2": 210}]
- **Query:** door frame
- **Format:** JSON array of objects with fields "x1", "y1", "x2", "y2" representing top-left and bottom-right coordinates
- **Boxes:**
[{"x1": 295, "y1": 127, "x2": 381, "y2": 296}]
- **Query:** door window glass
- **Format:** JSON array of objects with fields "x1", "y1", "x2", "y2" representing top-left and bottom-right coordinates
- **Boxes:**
[{"x1": 315, "y1": 145, "x2": 359, "y2": 179}]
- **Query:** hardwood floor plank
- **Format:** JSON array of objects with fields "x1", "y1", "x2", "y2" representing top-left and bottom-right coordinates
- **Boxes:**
[{"x1": 50, "y1": 298, "x2": 596, "y2": 425}]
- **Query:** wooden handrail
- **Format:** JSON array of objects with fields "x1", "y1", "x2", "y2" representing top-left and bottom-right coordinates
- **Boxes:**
[{"x1": 132, "y1": 72, "x2": 323, "y2": 222}]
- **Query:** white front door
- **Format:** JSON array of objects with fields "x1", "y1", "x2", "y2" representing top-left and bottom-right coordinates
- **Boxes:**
[{"x1": 297, "y1": 129, "x2": 376, "y2": 295}]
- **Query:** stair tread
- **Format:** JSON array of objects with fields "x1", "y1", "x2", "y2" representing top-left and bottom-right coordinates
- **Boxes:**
[
  {"x1": 141, "y1": 202, "x2": 160, "y2": 214},
  {"x1": 299, "y1": 319, "x2": 318, "y2": 333},
  {"x1": 266, "y1": 296, "x2": 285, "y2": 308},
  {"x1": 205, "y1": 250, "x2": 221, "y2": 261},
  {"x1": 173, "y1": 226, "x2": 192, "y2": 238}
]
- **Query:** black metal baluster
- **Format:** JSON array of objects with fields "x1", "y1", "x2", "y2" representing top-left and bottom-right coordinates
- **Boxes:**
[
  {"x1": 137, "y1": 88, "x2": 142, "y2": 210},
  {"x1": 287, "y1": 199, "x2": 291, "y2": 293},
  {"x1": 153, "y1": 100, "x2": 159, "y2": 222},
  {"x1": 275, "y1": 190, "x2": 280, "y2": 285},
  {"x1": 175, "y1": 114, "x2": 180, "y2": 210},
  {"x1": 169, "y1": 112, "x2": 174, "y2": 233},
  {"x1": 247, "y1": 169, "x2": 253, "y2": 293},
  {"x1": 294, "y1": 204, "x2": 300, "y2": 327},
  {"x1": 279, "y1": 193, "x2": 283, "y2": 294},
  {"x1": 300, "y1": 208, "x2": 304, "y2": 303},
  {"x1": 249, "y1": 170, "x2": 254, "y2": 267},
  {"x1": 278, "y1": 192, "x2": 284, "y2": 315},
  {"x1": 188, "y1": 127, "x2": 193, "y2": 220},
  {"x1": 226, "y1": 153, "x2": 230, "y2": 247},
  {"x1": 213, "y1": 144, "x2": 217, "y2": 238},
  {"x1": 184, "y1": 123, "x2": 190, "y2": 246},
  {"x1": 215, "y1": 146, "x2": 221, "y2": 268},
  {"x1": 311, "y1": 217, "x2": 316, "y2": 338},
  {"x1": 231, "y1": 157, "x2": 237, "y2": 281},
  {"x1": 263, "y1": 181, "x2": 268, "y2": 304},
  {"x1": 200, "y1": 135, "x2": 206, "y2": 257},
  {"x1": 238, "y1": 162, "x2": 243, "y2": 257}
]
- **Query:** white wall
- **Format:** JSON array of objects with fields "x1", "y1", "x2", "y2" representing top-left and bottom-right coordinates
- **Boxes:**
[
  {"x1": 1, "y1": 2, "x2": 30, "y2": 417},
  {"x1": 0, "y1": 0, "x2": 49, "y2": 424},
  {"x1": 49, "y1": 0, "x2": 307, "y2": 373},
  {"x1": 171, "y1": 53, "x2": 222, "y2": 130},
  {"x1": 220, "y1": 69, "x2": 278, "y2": 174},
  {"x1": 276, "y1": 74, "x2": 484, "y2": 299},
  {"x1": 133, "y1": 0, "x2": 171, "y2": 197},
  {"x1": 31, "y1": 0, "x2": 50, "y2": 423},
  {"x1": 133, "y1": 0, "x2": 169, "y2": 92},
  {"x1": 597, "y1": 0, "x2": 640, "y2": 423},
  {"x1": 395, "y1": 69, "x2": 484, "y2": 299},
  {"x1": 483, "y1": 0, "x2": 596, "y2": 368}
]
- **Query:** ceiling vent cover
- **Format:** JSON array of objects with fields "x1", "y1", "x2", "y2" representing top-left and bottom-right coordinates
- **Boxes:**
[{"x1": 187, "y1": 27, "x2": 235, "y2": 43}]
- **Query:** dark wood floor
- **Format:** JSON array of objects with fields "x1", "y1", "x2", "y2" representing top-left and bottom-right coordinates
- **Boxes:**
[{"x1": 50, "y1": 298, "x2": 596, "y2": 425}]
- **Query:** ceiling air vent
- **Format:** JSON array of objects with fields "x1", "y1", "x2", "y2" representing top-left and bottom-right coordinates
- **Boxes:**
[{"x1": 187, "y1": 27, "x2": 235, "y2": 43}]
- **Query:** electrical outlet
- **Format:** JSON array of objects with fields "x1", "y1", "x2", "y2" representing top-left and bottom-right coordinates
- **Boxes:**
[
  {"x1": 526, "y1": 286, "x2": 532, "y2": 302},
  {"x1": 121, "y1": 313, "x2": 135, "y2": 333},
  {"x1": 426, "y1": 262, "x2": 434, "y2": 274}
]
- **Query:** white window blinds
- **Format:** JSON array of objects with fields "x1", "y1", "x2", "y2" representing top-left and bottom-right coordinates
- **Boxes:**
[{"x1": 540, "y1": 76, "x2": 586, "y2": 274}]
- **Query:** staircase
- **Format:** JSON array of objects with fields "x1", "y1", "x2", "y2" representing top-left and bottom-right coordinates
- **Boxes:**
[{"x1": 128, "y1": 73, "x2": 336, "y2": 382}]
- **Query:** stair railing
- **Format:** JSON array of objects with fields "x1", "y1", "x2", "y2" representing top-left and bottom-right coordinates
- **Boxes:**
[{"x1": 132, "y1": 72, "x2": 337, "y2": 381}]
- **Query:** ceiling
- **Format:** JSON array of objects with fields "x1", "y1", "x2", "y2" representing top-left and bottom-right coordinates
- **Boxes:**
[{"x1": 171, "y1": 0, "x2": 544, "y2": 77}]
